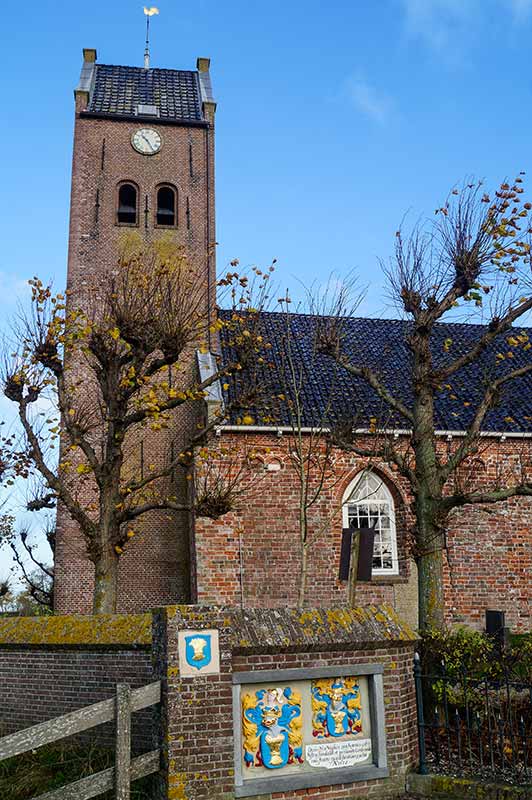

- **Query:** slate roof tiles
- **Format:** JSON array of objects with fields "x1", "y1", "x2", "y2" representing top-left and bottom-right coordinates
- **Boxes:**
[
  {"x1": 86, "y1": 64, "x2": 203, "y2": 122},
  {"x1": 218, "y1": 311, "x2": 532, "y2": 433}
]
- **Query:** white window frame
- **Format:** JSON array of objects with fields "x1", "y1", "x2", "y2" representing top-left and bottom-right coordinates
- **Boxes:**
[{"x1": 341, "y1": 470, "x2": 399, "y2": 577}]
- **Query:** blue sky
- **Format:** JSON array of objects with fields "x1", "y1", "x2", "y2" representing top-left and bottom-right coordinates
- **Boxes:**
[{"x1": 2, "y1": 0, "x2": 532, "y2": 580}]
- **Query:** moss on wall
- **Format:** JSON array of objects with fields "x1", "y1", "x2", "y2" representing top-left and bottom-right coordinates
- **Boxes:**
[{"x1": 0, "y1": 613, "x2": 151, "y2": 646}]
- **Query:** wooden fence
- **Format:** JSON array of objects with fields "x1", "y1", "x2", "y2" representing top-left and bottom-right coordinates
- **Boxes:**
[{"x1": 0, "y1": 681, "x2": 161, "y2": 800}]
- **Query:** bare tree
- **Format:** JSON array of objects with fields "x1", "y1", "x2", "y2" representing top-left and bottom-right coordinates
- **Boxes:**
[
  {"x1": 316, "y1": 177, "x2": 532, "y2": 631},
  {"x1": 276, "y1": 294, "x2": 347, "y2": 607},
  {"x1": 0, "y1": 241, "x2": 274, "y2": 613},
  {"x1": 0, "y1": 515, "x2": 54, "y2": 610}
]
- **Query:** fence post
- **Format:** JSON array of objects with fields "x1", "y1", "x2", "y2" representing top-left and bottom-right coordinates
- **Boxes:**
[
  {"x1": 414, "y1": 652, "x2": 428, "y2": 775},
  {"x1": 116, "y1": 683, "x2": 131, "y2": 800}
]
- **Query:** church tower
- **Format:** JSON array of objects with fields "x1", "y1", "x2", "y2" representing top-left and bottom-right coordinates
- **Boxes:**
[{"x1": 54, "y1": 47, "x2": 216, "y2": 612}]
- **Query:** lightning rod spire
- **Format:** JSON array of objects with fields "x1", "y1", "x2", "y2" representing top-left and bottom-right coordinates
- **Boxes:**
[{"x1": 143, "y1": 7, "x2": 159, "y2": 70}]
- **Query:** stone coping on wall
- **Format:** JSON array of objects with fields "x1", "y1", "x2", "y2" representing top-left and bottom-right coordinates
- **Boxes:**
[
  {"x1": 0, "y1": 603, "x2": 416, "y2": 649},
  {"x1": 159, "y1": 602, "x2": 418, "y2": 653},
  {"x1": 154, "y1": 603, "x2": 419, "y2": 800},
  {"x1": 0, "y1": 613, "x2": 152, "y2": 646}
]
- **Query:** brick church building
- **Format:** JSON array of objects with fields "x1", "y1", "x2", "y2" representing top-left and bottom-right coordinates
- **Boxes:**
[{"x1": 54, "y1": 48, "x2": 532, "y2": 632}]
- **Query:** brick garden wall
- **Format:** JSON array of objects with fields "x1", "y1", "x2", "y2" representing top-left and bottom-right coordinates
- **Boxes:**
[
  {"x1": 0, "y1": 614, "x2": 155, "y2": 749},
  {"x1": 153, "y1": 603, "x2": 419, "y2": 800},
  {"x1": 0, "y1": 605, "x2": 421, "y2": 799},
  {"x1": 0, "y1": 647, "x2": 154, "y2": 748},
  {"x1": 193, "y1": 432, "x2": 532, "y2": 632}
]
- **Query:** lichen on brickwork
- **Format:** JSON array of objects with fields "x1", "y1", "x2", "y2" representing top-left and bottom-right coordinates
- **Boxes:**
[
  {"x1": 168, "y1": 772, "x2": 187, "y2": 800},
  {"x1": 230, "y1": 603, "x2": 417, "y2": 652},
  {"x1": 0, "y1": 613, "x2": 151, "y2": 646}
]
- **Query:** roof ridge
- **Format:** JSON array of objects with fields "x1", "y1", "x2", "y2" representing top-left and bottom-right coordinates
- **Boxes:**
[
  {"x1": 95, "y1": 63, "x2": 197, "y2": 74},
  {"x1": 218, "y1": 308, "x2": 532, "y2": 333}
]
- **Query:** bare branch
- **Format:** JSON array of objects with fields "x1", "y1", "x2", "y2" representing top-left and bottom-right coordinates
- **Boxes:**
[
  {"x1": 444, "y1": 482, "x2": 532, "y2": 510},
  {"x1": 436, "y1": 298, "x2": 532, "y2": 380}
]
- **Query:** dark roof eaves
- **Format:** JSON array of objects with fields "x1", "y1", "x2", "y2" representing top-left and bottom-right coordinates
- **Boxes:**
[{"x1": 78, "y1": 111, "x2": 208, "y2": 128}]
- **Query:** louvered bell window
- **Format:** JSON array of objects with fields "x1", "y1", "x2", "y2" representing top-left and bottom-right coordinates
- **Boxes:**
[
  {"x1": 117, "y1": 183, "x2": 138, "y2": 225},
  {"x1": 156, "y1": 186, "x2": 177, "y2": 227}
]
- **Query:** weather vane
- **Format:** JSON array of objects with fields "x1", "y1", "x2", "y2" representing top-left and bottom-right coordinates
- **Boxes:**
[{"x1": 143, "y1": 6, "x2": 159, "y2": 70}]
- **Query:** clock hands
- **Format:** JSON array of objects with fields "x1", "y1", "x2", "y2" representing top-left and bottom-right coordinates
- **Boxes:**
[{"x1": 140, "y1": 133, "x2": 154, "y2": 151}]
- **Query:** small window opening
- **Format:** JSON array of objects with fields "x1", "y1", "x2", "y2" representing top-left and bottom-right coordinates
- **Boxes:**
[
  {"x1": 117, "y1": 183, "x2": 137, "y2": 225},
  {"x1": 156, "y1": 186, "x2": 176, "y2": 227}
]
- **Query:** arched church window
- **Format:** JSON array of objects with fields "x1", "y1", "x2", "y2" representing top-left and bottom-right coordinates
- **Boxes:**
[
  {"x1": 342, "y1": 470, "x2": 399, "y2": 575},
  {"x1": 156, "y1": 185, "x2": 177, "y2": 227},
  {"x1": 117, "y1": 182, "x2": 138, "y2": 225}
]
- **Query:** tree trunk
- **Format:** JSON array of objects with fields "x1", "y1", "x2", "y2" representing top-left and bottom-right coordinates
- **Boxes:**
[
  {"x1": 415, "y1": 489, "x2": 445, "y2": 632},
  {"x1": 411, "y1": 340, "x2": 446, "y2": 632},
  {"x1": 93, "y1": 546, "x2": 119, "y2": 614},
  {"x1": 298, "y1": 539, "x2": 308, "y2": 608},
  {"x1": 417, "y1": 546, "x2": 444, "y2": 632}
]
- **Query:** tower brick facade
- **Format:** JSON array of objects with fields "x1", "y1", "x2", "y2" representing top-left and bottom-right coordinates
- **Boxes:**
[{"x1": 54, "y1": 48, "x2": 216, "y2": 613}]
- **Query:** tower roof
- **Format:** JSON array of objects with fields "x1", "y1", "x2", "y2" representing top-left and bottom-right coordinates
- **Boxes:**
[
  {"x1": 86, "y1": 63, "x2": 203, "y2": 122},
  {"x1": 75, "y1": 50, "x2": 215, "y2": 125}
]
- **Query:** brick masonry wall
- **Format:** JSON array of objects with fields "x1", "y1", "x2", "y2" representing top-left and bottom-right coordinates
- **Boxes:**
[
  {"x1": 54, "y1": 59, "x2": 216, "y2": 614},
  {"x1": 153, "y1": 604, "x2": 418, "y2": 800},
  {"x1": 0, "y1": 614, "x2": 155, "y2": 748},
  {"x1": 193, "y1": 432, "x2": 532, "y2": 632},
  {"x1": 0, "y1": 646, "x2": 154, "y2": 749}
]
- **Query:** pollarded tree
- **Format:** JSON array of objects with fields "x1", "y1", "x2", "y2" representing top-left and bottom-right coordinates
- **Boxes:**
[
  {"x1": 0, "y1": 239, "x2": 273, "y2": 613},
  {"x1": 316, "y1": 177, "x2": 532, "y2": 631}
]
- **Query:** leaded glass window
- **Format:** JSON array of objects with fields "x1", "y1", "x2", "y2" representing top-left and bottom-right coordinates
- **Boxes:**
[{"x1": 343, "y1": 471, "x2": 399, "y2": 575}]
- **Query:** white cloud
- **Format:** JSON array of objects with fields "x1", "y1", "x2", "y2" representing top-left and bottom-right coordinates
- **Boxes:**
[
  {"x1": 347, "y1": 75, "x2": 393, "y2": 125},
  {"x1": 401, "y1": 0, "x2": 532, "y2": 57},
  {"x1": 0, "y1": 271, "x2": 30, "y2": 300},
  {"x1": 401, "y1": 0, "x2": 478, "y2": 54},
  {"x1": 509, "y1": 0, "x2": 532, "y2": 20}
]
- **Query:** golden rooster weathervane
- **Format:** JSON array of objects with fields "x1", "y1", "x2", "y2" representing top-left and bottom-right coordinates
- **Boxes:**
[{"x1": 143, "y1": 6, "x2": 159, "y2": 70}]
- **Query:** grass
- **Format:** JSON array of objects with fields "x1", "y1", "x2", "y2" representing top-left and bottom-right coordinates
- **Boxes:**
[{"x1": 0, "y1": 742, "x2": 154, "y2": 799}]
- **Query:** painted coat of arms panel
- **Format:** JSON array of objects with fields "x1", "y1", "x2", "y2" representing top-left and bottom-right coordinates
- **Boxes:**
[
  {"x1": 240, "y1": 675, "x2": 372, "y2": 780},
  {"x1": 311, "y1": 677, "x2": 363, "y2": 739},
  {"x1": 242, "y1": 686, "x2": 304, "y2": 770}
]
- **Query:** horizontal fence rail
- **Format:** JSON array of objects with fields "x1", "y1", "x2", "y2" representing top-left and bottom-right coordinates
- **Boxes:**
[
  {"x1": 32, "y1": 750, "x2": 160, "y2": 800},
  {"x1": 0, "y1": 681, "x2": 161, "y2": 800},
  {"x1": 0, "y1": 681, "x2": 160, "y2": 762},
  {"x1": 414, "y1": 653, "x2": 531, "y2": 786}
]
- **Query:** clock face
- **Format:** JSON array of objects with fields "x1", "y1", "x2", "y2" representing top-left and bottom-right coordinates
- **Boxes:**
[{"x1": 131, "y1": 128, "x2": 162, "y2": 155}]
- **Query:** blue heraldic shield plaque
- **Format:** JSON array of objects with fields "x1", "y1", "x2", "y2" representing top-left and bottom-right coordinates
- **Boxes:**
[{"x1": 185, "y1": 633, "x2": 212, "y2": 671}]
